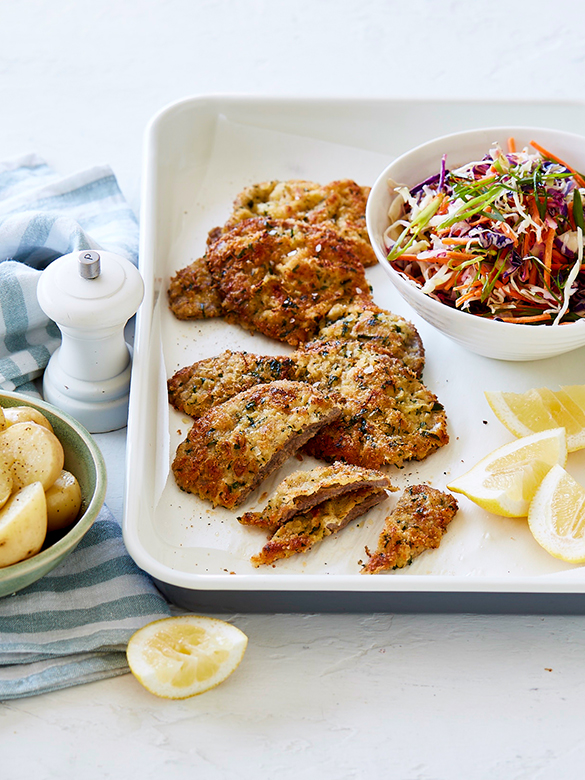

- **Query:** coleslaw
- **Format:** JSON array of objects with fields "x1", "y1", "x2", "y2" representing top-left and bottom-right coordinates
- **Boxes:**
[{"x1": 384, "y1": 139, "x2": 585, "y2": 325}]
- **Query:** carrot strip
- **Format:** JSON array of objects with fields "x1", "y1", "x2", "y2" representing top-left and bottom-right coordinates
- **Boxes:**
[
  {"x1": 441, "y1": 237, "x2": 474, "y2": 245},
  {"x1": 499, "y1": 313, "x2": 552, "y2": 323},
  {"x1": 434, "y1": 276, "x2": 459, "y2": 291},
  {"x1": 456, "y1": 283, "x2": 483, "y2": 306},
  {"x1": 527, "y1": 195, "x2": 543, "y2": 226},
  {"x1": 445, "y1": 251, "x2": 478, "y2": 261},
  {"x1": 391, "y1": 254, "x2": 423, "y2": 262},
  {"x1": 435, "y1": 216, "x2": 491, "y2": 237},
  {"x1": 507, "y1": 137, "x2": 516, "y2": 153},
  {"x1": 530, "y1": 139, "x2": 585, "y2": 188},
  {"x1": 568, "y1": 205, "x2": 576, "y2": 230}
]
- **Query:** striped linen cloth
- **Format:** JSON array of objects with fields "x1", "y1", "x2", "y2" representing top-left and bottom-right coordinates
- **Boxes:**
[
  {"x1": 0, "y1": 155, "x2": 170, "y2": 699},
  {"x1": 0, "y1": 507, "x2": 169, "y2": 699},
  {"x1": 0, "y1": 152, "x2": 139, "y2": 391}
]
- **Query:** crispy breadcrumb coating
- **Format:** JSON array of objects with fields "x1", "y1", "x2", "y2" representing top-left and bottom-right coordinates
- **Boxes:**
[
  {"x1": 362, "y1": 485, "x2": 458, "y2": 574},
  {"x1": 238, "y1": 461, "x2": 393, "y2": 531},
  {"x1": 214, "y1": 179, "x2": 376, "y2": 268},
  {"x1": 316, "y1": 303, "x2": 425, "y2": 378},
  {"x1": 204, "y1": 217, "x2": 373, "y2": 346},
  {"x1": 251, "y1": 486, "x2": 388, "y2": 567},
  {"x1": 171, "y1": 381, "x2": 341, "y2": 509},
  {"x1": 168, "y1": 351, "x2": 295, "y2": 417},
  {"x1": 167, "y1": 256, "x2": 223, "y2": 320},
  {"x1": 293, "y1": 340, "x2": 449, "y2": 468}
]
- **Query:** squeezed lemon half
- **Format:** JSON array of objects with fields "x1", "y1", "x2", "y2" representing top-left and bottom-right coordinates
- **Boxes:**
[
  {"x1": 528, "y1": 464, "x2": 585, "y2": 563},
  {"x1": 485, "y1": 386, "x2": 585, "y2": 452},
  {"x1": 447, "y1": 428, "x2": 567, "y2": 517},
  {"x1": 126, "y1": 616, "x2": 248, "y2": 699}
]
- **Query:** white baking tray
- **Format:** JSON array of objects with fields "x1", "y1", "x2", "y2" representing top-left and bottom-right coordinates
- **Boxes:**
[{"x1": 124, "y1": 95, "x2": 585, "y2": 612}]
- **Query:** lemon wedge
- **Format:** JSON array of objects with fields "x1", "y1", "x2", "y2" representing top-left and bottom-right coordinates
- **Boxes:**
[
  {"x1": 485, "y1": 386, "x2": 585, "y2": 452},
  {"x1": 126, "y1": 616, "x2": 248, "y2": 699},
  {"x1": 447, "y1": 428, "x2": 567, "y2": 517},
  {"x1": 528, "y1": 464, "x2": 585, "y2": 563}
]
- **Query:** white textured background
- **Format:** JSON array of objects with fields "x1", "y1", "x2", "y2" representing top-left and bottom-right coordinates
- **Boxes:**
[
  {"x1": 2, "y1": 0, "x2": 585, "y2": 212},
  {"x1": 2, "y1": 1, "x2": 585, "y2": 779}
]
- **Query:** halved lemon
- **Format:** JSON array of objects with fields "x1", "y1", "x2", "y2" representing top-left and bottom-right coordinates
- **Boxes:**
[
  {"x1": 485, "y1": 386, "x2": 585, "y2": 451},
  {"x1": 126, "y1": 616, "x2": 248, "y2": 699},
  {"x1": 447, "y1": 428, "x2": 567, "y2": 517},
  {"x1": 528, "y1": 464, "x2": 585, "y2": 563}
]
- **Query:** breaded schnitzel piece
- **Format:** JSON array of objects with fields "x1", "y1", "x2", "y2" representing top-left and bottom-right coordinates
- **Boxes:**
[
  {"x1": 316, "y1": 303, "x2": 425, "y2": 378},
  {"x1": 168, "y1": 337, "x2": 448, "y2": 470},
  {"x1": 238, "y1": 461, "x2": 394, "y2": 531},
  {"x1": 205, "y1": 217, "x2": 373, "y2": 346},
  {"x1": 209, "y1": 179, "x2": 376, "y2": 268},
  {"x1": 251, "y1": 486, "x2": 388, "y2": 567},
  {"x1": 168, "y1": 350, "x2": 296, "y2": 417},
  {"x1": 171, "y1": 380, "x2": 341, "y2": 509},
  {"x1": 293, "y1": 340, "x2": 449, "y2": 469},
  {"x1": 168, "y1": 256, "x2": 223, "y2": 320},
  {"x1": 362, "y1": 485, "x2": 458, "y2": 574}
]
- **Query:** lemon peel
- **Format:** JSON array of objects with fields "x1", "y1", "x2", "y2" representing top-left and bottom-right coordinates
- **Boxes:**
[
  {"x1": 447, "y1": 427, "x2": 567, "y2": 517},
  {"x1": 485, "y1": 386, "x2": 585, "y2": 452},
  {"x1": 528, "y1": 464, "x2": 585, "y2": 563},
  {"x1": 126, "y1": 615, "x2": 248, "y2": 699}
]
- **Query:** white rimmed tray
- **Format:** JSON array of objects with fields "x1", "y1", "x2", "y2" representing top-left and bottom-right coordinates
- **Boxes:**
[{"x1": 124, "y1": 95, "x2": 585, "y2": 613}]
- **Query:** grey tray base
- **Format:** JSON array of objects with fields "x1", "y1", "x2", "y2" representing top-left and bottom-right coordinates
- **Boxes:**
[{"x1": 155, "y1": 580, "x2": 585, "y2": 615}]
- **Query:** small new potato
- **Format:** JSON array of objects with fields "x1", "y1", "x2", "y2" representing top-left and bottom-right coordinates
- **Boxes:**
[
  {"x1": 4, "y1": 406, "x2": 53, "y2": 432},
  {"x1": 0, "y1": 422, "x2": 64, "y2": 491},
  {"x1": 0, "y1": 455, "x2": 13, "y2": 510},
  {"x1": 45, "y1": 470, "x2": 82, "y2": 532},
  {"x1": 0, "y1": 481, "x2": 47, "y2": 568}
]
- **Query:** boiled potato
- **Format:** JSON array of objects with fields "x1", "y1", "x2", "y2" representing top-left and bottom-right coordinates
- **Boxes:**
[
  {"x1": 0, "y1": 481, "x2": 47, "y2": 567},
  {"x1": 0, "y1": 422, "x2": 64, "y2": 491},
  {"x1": 4, "y1": 406, "x2": 53, "y2": 432},
  {"x1": 0, "y1": 455, "x2": 13, "y2": 510},
  {"x1": 46, "y1": 470, "x2": 82, "y2": 532}
]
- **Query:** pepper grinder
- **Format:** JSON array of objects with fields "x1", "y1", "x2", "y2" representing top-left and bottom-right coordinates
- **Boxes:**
[{"x1": 37, "y1": 250, "x2": 145, "y2": 433}]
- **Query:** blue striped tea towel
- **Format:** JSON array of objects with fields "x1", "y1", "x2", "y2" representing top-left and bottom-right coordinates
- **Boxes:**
[
  {"x1": 0, "y1": 152, "x2": 139, "y2": 392},
  {"x1": 0, "y1": 155, "x2": 169, "y2": 699},
  {"x1": 0, "y1": 506, "x2": 169, "y2": 699}
]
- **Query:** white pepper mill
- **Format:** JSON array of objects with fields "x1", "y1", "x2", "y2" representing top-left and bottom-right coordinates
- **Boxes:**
[{"x1": 37, "y1": 250, "x2": 144, "y2": 433}]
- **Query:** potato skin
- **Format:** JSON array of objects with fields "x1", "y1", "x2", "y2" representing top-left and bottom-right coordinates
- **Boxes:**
[
  {"x1": 4, "y1": 406, "x2": 54, "y2": 432},
  {"x1": 45, "y1": 470, "x2": 82, "y2": 532},
  {"x1": 0, "y1": 456, "x2": 13, "y2": 510},
  {"x1": 0, "y1": 482, "x2": 47, "y2": 568},
  {"x1": 0, "y1": 422, "x2": 64, "y2": 490},
  {"x1": 0, "y1": 404, "x2": 84, "y2": 567}
]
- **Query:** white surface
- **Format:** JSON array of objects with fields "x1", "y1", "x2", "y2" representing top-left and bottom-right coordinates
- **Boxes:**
[
  {"x1": 127, "y1": 99, "x2": 585, "y2": 592},
  {"x1": 3, "y1": 1, "x2": 585, "y2": 778}
]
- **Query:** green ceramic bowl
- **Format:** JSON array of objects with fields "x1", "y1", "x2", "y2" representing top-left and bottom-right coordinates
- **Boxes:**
[{"x1": 0, "y1": 391, "x2": 107, "y2": 597}]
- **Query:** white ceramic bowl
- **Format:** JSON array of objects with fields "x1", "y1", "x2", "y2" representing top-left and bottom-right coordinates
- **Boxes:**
[{"x1": 366, "y1": 126, "x2": 585, "y2": 361}]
